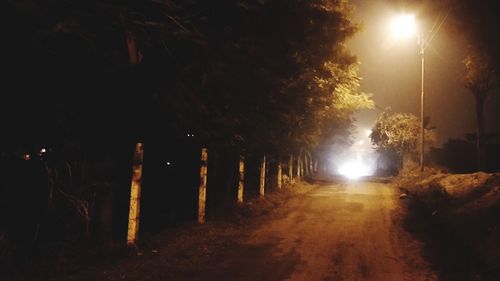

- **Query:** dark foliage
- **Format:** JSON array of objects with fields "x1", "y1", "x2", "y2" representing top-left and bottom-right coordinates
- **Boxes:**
[
  {"x1": 1, "y1": 0, "x2": 371, "y2": 271},
  {"x1": 430, "y1": 135, "x2": 500, "y2": 173}
]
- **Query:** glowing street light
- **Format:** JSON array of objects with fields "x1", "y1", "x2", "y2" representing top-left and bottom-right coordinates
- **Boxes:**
[
  {"x1": 390, "y1": 14, "x2": 417, "y2": 40},
  {"x1": 390, "y1": 13, "x2": 426, "y2": 172}
]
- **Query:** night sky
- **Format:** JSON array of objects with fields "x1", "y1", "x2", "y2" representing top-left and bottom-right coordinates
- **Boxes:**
[{"x1": 350, "y1": 0, "x2": 500, "y2": 146}]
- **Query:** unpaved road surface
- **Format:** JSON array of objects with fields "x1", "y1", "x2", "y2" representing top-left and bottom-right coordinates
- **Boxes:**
[
  {"x1": 195, "y1": 181, "x2": 437, "y2": 281},
  {"x1": 33, "y1": 181, "x2": 437, "y2": 281}
]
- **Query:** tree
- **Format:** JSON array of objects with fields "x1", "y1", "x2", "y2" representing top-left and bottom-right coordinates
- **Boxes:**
[
  {"x1": 462, "y1": 48, "x2": 497, "y2": 171},
  {"x1": 2, "y1": 0, "x2": 374, "y2": 258},
  {"x1": 370, "y1": 109, "x2": 436, "y2": 170},
  {"x1": 4, "y1": 0, "x2": 371, "y2": 156},
  {"x1": 172, "y1": 0, "x2": 373, "y2": 157}
]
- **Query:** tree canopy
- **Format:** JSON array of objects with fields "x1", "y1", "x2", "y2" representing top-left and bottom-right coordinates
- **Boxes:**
[
  {"x1": 4, "y1": 0, "x2": 372, "y2": 157},
  {"x1": 462, "y1": 46, "x2": 498, "y2": 170},
  {"x1": 463, "y1": 49, "x2": 497, "y2": 100},
  {"x1": 370, "y1": 109, "x2": 435, "y2": 156}
]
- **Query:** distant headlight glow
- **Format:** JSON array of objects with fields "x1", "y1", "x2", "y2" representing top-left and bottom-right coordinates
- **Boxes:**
[{"x1": 337, "y1": 156, "x2": 374, "y2": 180}]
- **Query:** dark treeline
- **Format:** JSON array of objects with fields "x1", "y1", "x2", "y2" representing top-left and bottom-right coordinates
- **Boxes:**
[
  {"x1": 1, "y1": 0, "x2": 372, "y2": 266},
  {"x1": 430, "y1": 134, "x2": 500, "y2": 173}
]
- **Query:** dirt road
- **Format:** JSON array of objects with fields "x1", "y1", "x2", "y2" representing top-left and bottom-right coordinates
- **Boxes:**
[
  {"x1": 196, "y1": 180, "x2": 437, "y2": 281},
  {"x1": 38, "y1": 180, "x2": 438, "y2": 281}
]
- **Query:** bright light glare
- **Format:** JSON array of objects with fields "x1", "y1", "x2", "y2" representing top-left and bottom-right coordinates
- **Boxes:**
[
  {"x1": 338, "y1": 155, "x2": 374, "y2": 180},
  {"x1": 390, "y1": 14, "x2": 416, "y2": 39}
]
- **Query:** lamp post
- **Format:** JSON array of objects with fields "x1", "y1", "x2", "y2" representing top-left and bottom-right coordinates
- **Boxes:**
[
  {"x1": 390, "y1": 14, "x2": 426, "y2": 171},
  {"x1": 419, "y1": 35, "x2": 425, "y2": 172}
]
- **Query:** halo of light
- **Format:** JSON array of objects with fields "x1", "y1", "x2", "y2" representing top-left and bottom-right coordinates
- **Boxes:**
[
  {"x1": 337, "y1": 156, "x2": 374, "y2": 180},
  {"x1": 390, "y1": 14, "x2": 417, "y2": 40}
]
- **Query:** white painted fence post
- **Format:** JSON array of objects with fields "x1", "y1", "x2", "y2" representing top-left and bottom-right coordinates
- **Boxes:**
[
  {"x1": 309, "y1": 153, "x2": 313, "y2": 175},
  {"x1": 259, "y1": 155, "x2": 266, "y2": 197},
  {"x1": 296, "y1": 155, "x2": 301, "y2": 180},
  {"x1": 237, "y1": 155, "x2": 245, "y2": 204},
  {"x1": 198, "y1": 147, "x2": 208, "y2": 224},
  {"x1": 127, "y1": 142, "x2": 144, "y2": 246},
  {"x1": 277, "y1": 161, "x2": 282, "y2": 190},
  {"x1": 300, "y1": 156, "x2": 303, "y2": 178}
]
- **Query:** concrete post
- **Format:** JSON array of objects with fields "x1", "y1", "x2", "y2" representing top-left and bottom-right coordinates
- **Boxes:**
[
  {"x1": 127, "y1": 142, "x2": 144, "y2": 246},
  {"x1": 198, "y1": 147, "x2": 208, "y2": 224}
]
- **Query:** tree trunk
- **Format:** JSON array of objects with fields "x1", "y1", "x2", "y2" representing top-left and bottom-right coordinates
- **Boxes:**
[
  {"x1": 303, "y1": 154, "x2": 308, "y2": 176},
  {"x1": 259, "y1": 155, "x2": 266, "y2": 197},
  {"x1": 126, "y1": 31, "x2": 139, "y2": 65},
  {"x1": 303, "y1": 155, "x2": 306, "y2": 176},
  {"x1": 300, "y1": 156, "x2": 304, "y2": 178},
  {"x1": 475, "y1": 95, "x2": 486, "y2": 171},
  {"x1": 198, "y1": 147, "x2": 208, "y2": 224},
  {"x1": 237, "y1": 155, "x2": 245, "y2": 204},
  {"x1": 100, "y1": 191, "x2": 114, "y2": 245},
  {"x1": 127, "y1": 142, "x2": 143, "y2": 246},
  {"x1": 289, "y1": 155, "x2": 293, "y2": 181}
]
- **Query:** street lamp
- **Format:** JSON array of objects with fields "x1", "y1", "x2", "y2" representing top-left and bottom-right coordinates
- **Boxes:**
[
  {"x1": 390, "y1": 14, "x2": 426, "y2": 172},
  {"x1": 390, "y1": 14, "x2": 417, "y2": 40}
]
